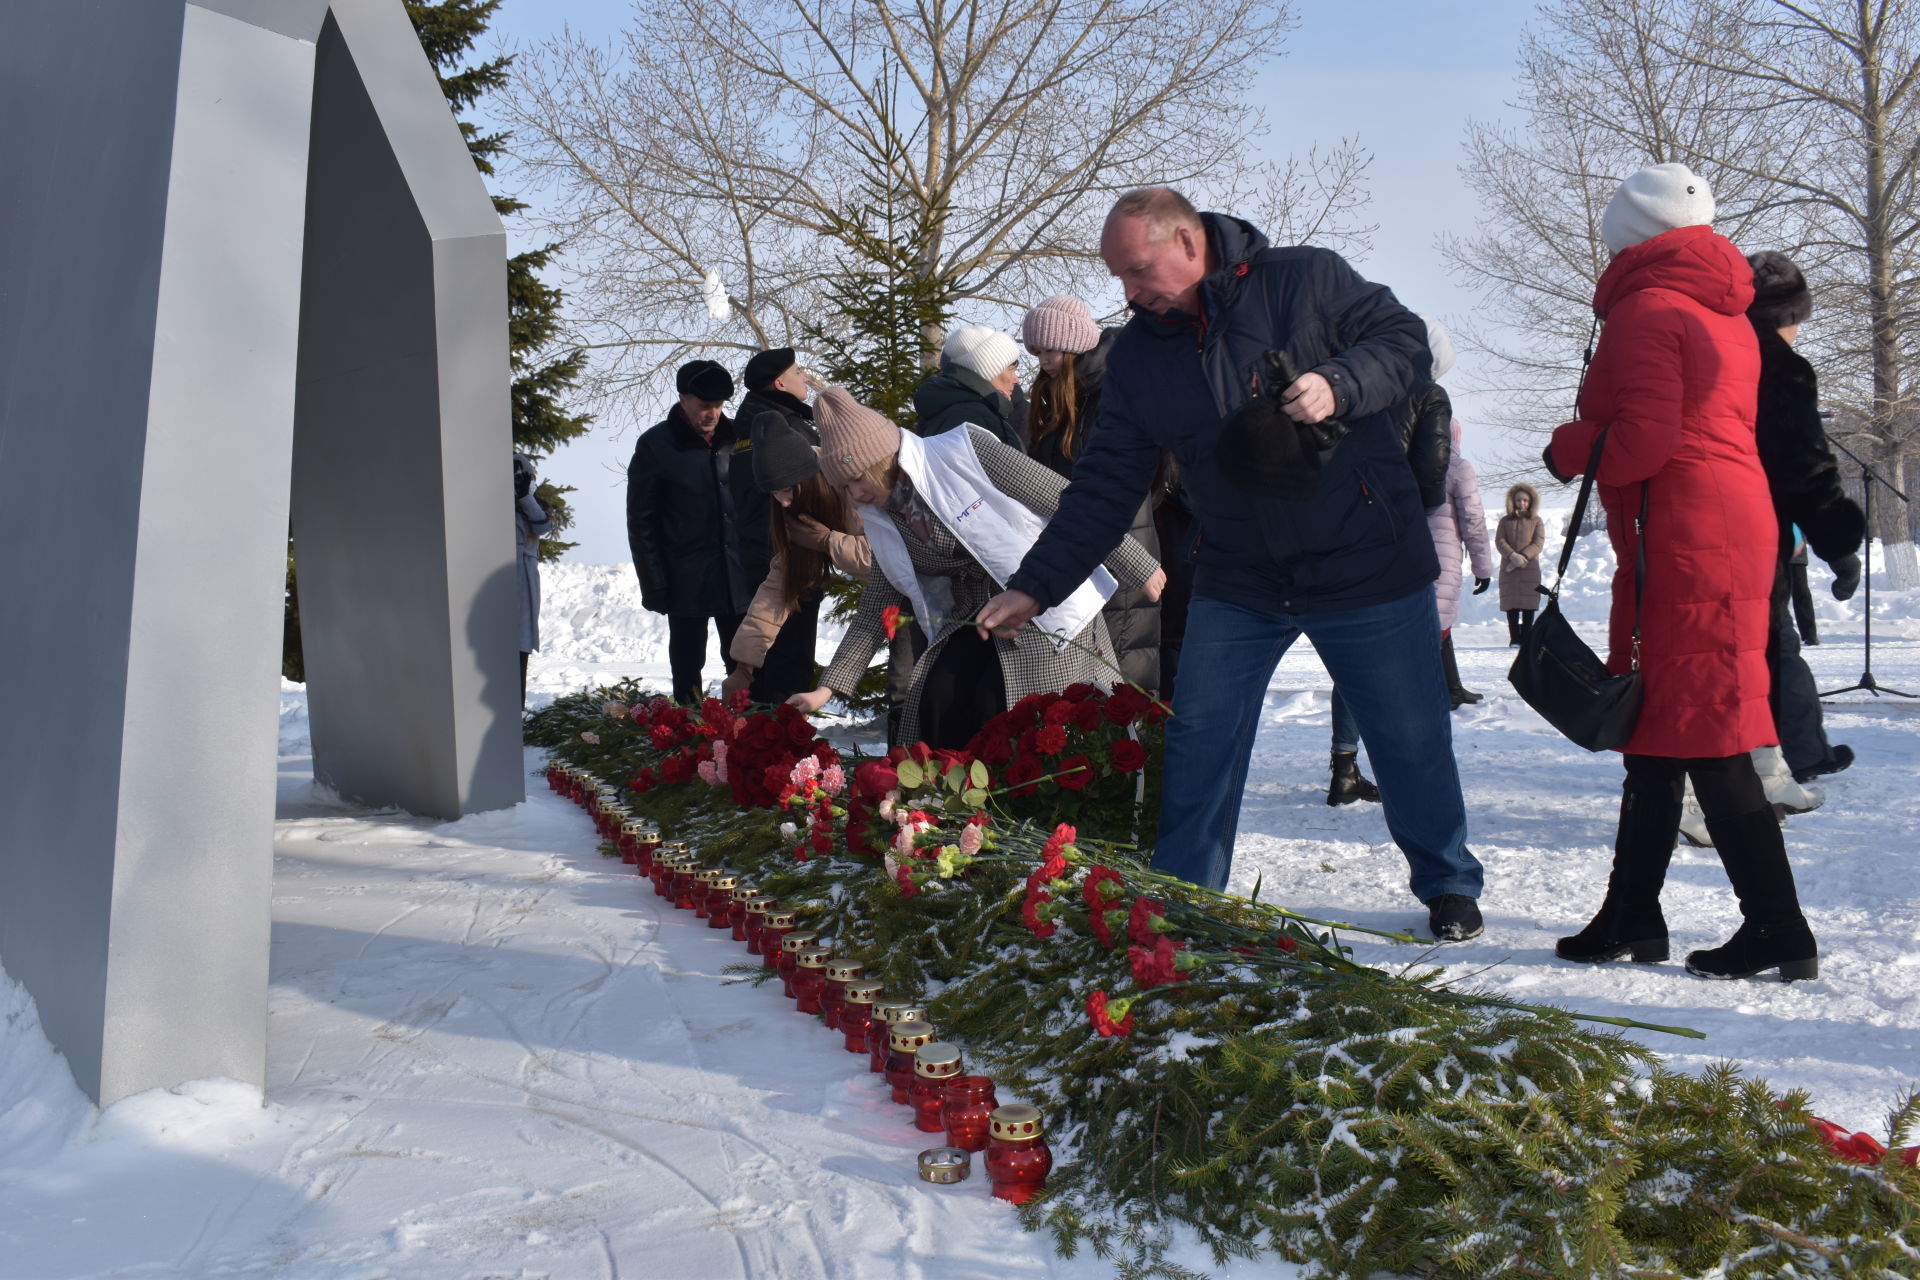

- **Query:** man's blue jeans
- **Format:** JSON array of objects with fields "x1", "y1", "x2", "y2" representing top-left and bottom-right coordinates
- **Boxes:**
[
  {"x1": 1330, "y1": 685, "x2": 1360, "y2": 755},
  {"x1": 1152, "y1": 587, "x2": 1484, "y2": 902}
]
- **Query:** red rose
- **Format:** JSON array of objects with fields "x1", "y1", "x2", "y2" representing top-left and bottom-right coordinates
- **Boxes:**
[
  {"x1": 1087, "y1": 989, "x2": 1134, "y2": 1037},
  {"x1": 1103, "y1": 692, "x2": 1141, "y2": 726},
  {"x1": 1071, "y1": 700, "x2": 1103, "y2": 732},
  {"x1": 975, "y1": 731, "x2": 1013, "y2": 766},
  {"x1": 855, "y1": 760, "x2": 899, "y2": 801},
  {"x1": 908, "y1": 742, "x2": 934, "y2": 766},
  {"x1": 1035, "y1": 724, "x2": 1068, "y2": 756},
  {"x1": 887, "y1": 745, "x2": 908, "y2": 764},
  {"x1": 1127, "y1": 896, "x2": 1167, "y2": 946},
  {"x1": 1063, "y1": 682, "x2": 1098, "y2": 702},
  {"x1": 1006, "y1": 755, "x2": 1045, "y2": 796},
  {"x1": 786, "y1": 717, "x2": 817, "y2": 747},
  {"x1": 1128, "y1": 935, "x2": 1185, "y2": 988},
  {"x1": 1109, "y1": 739, "x2": 1148, "y2": 772},
  {"x1": 1055, "y1": 755, "x2": 1093, "y2": 791}
]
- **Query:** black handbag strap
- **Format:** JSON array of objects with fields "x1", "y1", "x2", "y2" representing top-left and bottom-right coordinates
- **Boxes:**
[{"x1": 1546, "y1": 328, "x2": 1651, "y2": 670}]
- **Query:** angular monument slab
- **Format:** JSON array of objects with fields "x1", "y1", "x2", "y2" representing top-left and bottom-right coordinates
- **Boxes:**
[{"x1": 0, "y1": 0, "x2": 523, "y2": 1106}]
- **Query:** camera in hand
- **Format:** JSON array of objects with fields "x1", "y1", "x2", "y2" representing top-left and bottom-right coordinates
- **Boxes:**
[{"x1": 1219, "y1": 349, "x2": 1348, "y2": 500}]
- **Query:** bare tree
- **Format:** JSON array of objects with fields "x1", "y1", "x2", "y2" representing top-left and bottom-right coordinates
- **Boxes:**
[{"x1": 498, "y1": 0, "x2": 1372, "y2": 423}]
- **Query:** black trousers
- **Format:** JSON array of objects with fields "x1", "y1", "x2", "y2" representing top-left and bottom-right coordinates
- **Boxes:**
[
  {"x1": 668, "y1": 612, "x2": 743, "y2": 705},
  {"x1": 1506, "y1": 609, "x2": 1536, "y2": 645},
  {"x1": 1621, "y1": 753, "x2": 1803, "y2": 924},
  {"x1": 1766, "y1": 563, "x2": 1835, "y2": 777},
  {"x1": 1788, "y1": 558, "x2": 1819, "y2": 644},
  {"x1": 917, "y1": 627, "x2": 1006, "y2": 751},
  {"x1": 751, "y1": 595, "x2": 821, "y2": 705}
]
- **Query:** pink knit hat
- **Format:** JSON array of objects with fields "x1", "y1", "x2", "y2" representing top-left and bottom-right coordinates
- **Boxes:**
[
  {"x1": 1021, "y1": 295, "x2": 1101, "y2": 354},
  {"x1": 814, "y1": 386, "x2": 903, "y2": 487}
]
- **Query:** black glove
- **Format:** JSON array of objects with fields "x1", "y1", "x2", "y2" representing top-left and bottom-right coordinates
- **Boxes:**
[
  {"x1": 1830, "y1": 552, "x2": 1862, "y2": 601},
  {"x1": 1541, "y1": 443, "x2": 1572, "y2": 483},
  {"x1": 1472, "y1": 577, "x2": 1490, "y2": 595},
  {"x1": 1219, "y1": 350, "x2": 1346, "y2": 502}
]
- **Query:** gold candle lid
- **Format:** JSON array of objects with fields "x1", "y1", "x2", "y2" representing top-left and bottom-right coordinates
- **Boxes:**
[
  {"x1": 888, "y1": 1019, "x2": 935, "y2": 1052},
  {"x1": 879, "y1": 1002, "x2": 927, "y2": 1025},
  {"x1": 989, "y1": 1104, "x2": 1044, "y2": 1141},
  {"x1": 709, "y1": 872, "x2": 739, "y2": 892},
  {"x1": 730, "y1": 880, "x2": 759, "y2": 898},
  {"x1": 779, "y1": 930, "x2": 821, "y2": 954},
  {"x1": 795, "y1": 946, "x2": 833, "y2": 969},
  {"x1": 913, "y1": 1043, "x2": 963, "y2": 1078},
  {"x1": 824, "y1": 959, "x2": 864, "y2": 983},
  {"x1": 739, "y1": 894, "x2": 774, "y2": 915},
  {"x1": 620, "y1": 819, "x2": 647, "y2": 835},
  {"x1": 917, "y1": 1146, "x2": 970, "y2": 1184},
  {"x1": 763, "y1": 909, "x2": 797, "y2": 928},
  {"x1": 843, "y1": 980, "x2": 885, "y2": 1004},
  {"x1": 693, "y1": 868, "x2": 722, "y2": 885}
]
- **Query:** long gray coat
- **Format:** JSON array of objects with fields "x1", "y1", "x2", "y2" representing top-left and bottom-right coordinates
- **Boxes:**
[
  {"x1": 1495, "y1": 483, "x2": 1546, "y2": 611},
  {"x1": 516, "y1": 493, "x2": 552, "y2": 653},
  {"x1": 1426, "y1": 421, "x2": 1494, "y2": 631},
  {"x1": 822, "y1": 426, "x2": 1158, "y2": 748}
]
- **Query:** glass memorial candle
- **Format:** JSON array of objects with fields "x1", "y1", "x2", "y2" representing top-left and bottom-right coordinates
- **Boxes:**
[
  {"x1": 777, "y1": 930, "x2": 820, "y2": 995},
  {"x1": 742, "y1": 898, "x2": 776, "y2": 954},
  {"x1": 729, "y1": 889, "x2": 767, "y2": 942},
  {"x1": 909, "y1": 1043, "x2": 963, "y2": 1133},
  {"x1": 760, "y1": 910, "x2": 797, "y2": 968},
  {"x1": 792, "y1": 946, "x2": 833, "y2": 1014},
  {"x1": 941, "y1": 1076, "x2": 999, "y2": 1153},
  {"x1": 868, "y1": 1000, "x2": 926, "y2": 1074},
  {"x1": 985, "y1": 1104, "x2": 1052, "y2": 1205},
  {"x1": 884, "y1": 1020, "x2": 935, "y2": 1104},
  {"x1": 818, "y1": 959, "x2": 865, "y2": 1031},
  {"x1": 839, "y1": 980, "x2": 885, "y2": 1055}
]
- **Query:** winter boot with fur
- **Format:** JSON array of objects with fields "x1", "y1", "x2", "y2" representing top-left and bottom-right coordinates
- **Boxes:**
[
  {"x1": 1753, "y1": 744, "x2": 1823, "y2": 815},
  {"x1": 1442, "y1": 634, "x2": 1481, "y2": 708},
  {"x1": 1557, "y1": 769, "x2": 1677, "y2": 963},
  {"x1": 1326, "y1": 750, "x2": 1380, "y2": 806}
]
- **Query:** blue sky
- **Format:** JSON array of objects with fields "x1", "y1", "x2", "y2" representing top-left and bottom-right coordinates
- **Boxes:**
[{"x1": 483, "y1": 0, "x2": 1543, "y2": 562}]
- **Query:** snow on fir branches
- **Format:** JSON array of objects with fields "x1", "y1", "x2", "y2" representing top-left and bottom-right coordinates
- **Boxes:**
[{"x1": 526, "y1": 685, "x2": 1920, "y2": 1280}]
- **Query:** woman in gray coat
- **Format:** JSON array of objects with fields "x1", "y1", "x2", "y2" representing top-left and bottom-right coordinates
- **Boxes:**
[
  {"x1": 513, "y1": 452, "x2": 553, "y2": 700},
  {"x1": 1495, "y1": 483, "x2": 1545, "y2": 645}
]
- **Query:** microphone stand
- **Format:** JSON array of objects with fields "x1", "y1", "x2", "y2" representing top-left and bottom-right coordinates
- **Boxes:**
[{"x1": 1819, "y1": 428, "x2": 1915, "y2": 699}]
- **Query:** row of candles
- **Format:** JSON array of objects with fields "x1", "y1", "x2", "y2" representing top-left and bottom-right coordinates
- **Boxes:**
[{"x1": 547, "y1": 763, "x2": 1053, "y2": 1201}]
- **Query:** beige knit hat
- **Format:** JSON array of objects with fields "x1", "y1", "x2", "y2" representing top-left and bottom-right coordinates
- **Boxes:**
[
  {"x1": 814, "y1": 386, "x2": 902, "y2": 487},
  {"x1": 1022, "y1": 295, "x2": 1101, "y2": 354}
]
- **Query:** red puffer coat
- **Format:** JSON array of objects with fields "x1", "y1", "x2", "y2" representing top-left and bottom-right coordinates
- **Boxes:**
[{"x1": 1548, "y1": 225, "x2": 1774, "y2": 759}]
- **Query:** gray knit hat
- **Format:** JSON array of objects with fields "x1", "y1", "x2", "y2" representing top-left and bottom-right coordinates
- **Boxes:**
[
  {"x1": 749, "y1": 411, "x2": 820, "y2": 492},
  {"x1": 1021, "y1": 295, "x2": 1101, "y2": 354}
]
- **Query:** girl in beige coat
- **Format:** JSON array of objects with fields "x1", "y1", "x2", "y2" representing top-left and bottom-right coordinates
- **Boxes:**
[{"x1": 1495, "y1": 483, "x2": 1545, "y2": 645}]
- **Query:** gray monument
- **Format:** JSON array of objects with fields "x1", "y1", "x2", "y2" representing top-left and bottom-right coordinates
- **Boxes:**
[{"x1": 0, "y1": 0, "x2": 525, "y2": 1107}]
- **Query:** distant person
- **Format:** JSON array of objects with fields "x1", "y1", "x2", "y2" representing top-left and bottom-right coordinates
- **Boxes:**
[
  {"x1": 1023, "y1": 293, "x2": 1164, "y2": 693},
  {"x1": 731, "y1": 348, "x2": 825, "y2": 701},
  {"x1": 626, "y1": 359, "x2": 752, "y2": 704},
  {"x1": 914, "y1": 324, "x2": 1023, "y2": 450},
  {"x1": 513, "y1": 452, "x2": 552, "y2": 700},
  {"x1": 1420, "y1": 319, "x2": 1494, "y2": 708},
  {"x1": 1496, "y1": 483, "x2": 1545, "y2": 645},
  {"x1": 1546, "y1": 164, "x2": 1818, "y2": 982}
]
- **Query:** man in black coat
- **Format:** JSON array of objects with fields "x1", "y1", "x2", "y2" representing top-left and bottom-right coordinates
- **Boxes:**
[
  {"x1": 730, "y1": 347, "x2": 825, "y2": 701},
  {"x1": 1745, "y1": 252, "x2": 1864, "y2": 783},
  {"x1": 627, "y1": 359, "x2": 753, "y2": 704},
  {"x1": 978, "y1": 187, "x2": 1486, "y2": 940}
]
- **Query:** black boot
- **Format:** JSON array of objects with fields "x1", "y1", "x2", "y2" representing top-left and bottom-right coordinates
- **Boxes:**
[
  {"x1": 1442, "y1": 634, "x2": 1481, "y2": 707},
  {"x1": 1687, "y1": 771, "x2": 1819, "y2": 980},
  {"x1": 1326, "y1": 750, "x2": 1380, "y2": 806},
  {"x1": 1507, "y1": 612, "x2": 1522, "y2": 646},
  {"x1": 1557, "y1": 760, "x2": 1677, "y2": 963}
]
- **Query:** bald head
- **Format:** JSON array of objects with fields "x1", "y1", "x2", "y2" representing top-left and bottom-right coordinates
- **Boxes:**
[{"x1": 1101, "y1": 187, "x2": 1212, "y2": 316}]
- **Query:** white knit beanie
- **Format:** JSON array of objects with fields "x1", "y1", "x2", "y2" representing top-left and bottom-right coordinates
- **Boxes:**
[
  {"x1": 1421, "y1": 315, "x2": 1456, "y2": 381},
  {"x1": 1601, "y1": 163, "x2": 1716, "y2": 255},
  {"x1": 943, "y1": 325, "x2": 1021, "y2": 381}
]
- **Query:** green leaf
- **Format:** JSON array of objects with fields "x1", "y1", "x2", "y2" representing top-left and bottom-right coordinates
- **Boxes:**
[
  {"x1": 897, "y1": 758, "x2": 924, "y2": 789},
  {"x1": 961, "y1": 788, "x2": 988, "y2": 807},
  {"x1": 944, "y1": 763, "x2": 965, "y2": 793},
  {"x1": 968, "y1": 760, "x2": 990, "y2": 788}
]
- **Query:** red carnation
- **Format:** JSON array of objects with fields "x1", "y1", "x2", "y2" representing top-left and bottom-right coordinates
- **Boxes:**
[
  {"x1": 1082, "y1": 864, "x2": 1124, "y2": 905},
  {"x1": 976, "y1": 730, "x2": 1014, "y2": 766},
  {"x1": 1127, "y1": 896, "x2": 1168, "y2": 946},
  {"x1": 1005, "y1": 755, "x2": 1045, "y2": 796},
  {"x1": 1021, "y1": 889, "x2": 1057, "y2": 940},
  {"x1": 1110, "y1": 738, "x2": 1148, "y2": 773},
  {"x1": 1276, "y1": 934, "x2": 1298, "y2": 953},
  {"x1": 1042, "y1": 699, "x2": 1076, "y2": 727},
  {"x1": 882, "y1": 604, "x2": 902, "y2": 640},
  {"x1": 810, "y1": 826, "x2": 834, "y2": 855},
  {"x1": 1087, "y1": 989, "x2": 1135, "y2": 1038},
  {"x1": 1035, "y1": 724, "x2": 1069, "y2": 756},
  {"x1": 1128, "y1": 935, "x2": 1186, "y2": 988},
  {"x1": 1041, "y1": 823, "x2": 1077, "y2": 858},
  {"x1": 895, "y1": 864, "x2": 919, "y2": 897},
  {"x1": 650, "y1": 723, "x2": 678, "y2": 750},
  {"x1": 630, "y1": 767, "x2": 656, "y2": 793},
  {"x1": 1055, "y1": 755, "x2": 1093, "y2": 791}
]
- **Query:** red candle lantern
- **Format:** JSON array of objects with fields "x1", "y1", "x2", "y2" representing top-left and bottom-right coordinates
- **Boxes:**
[
  {"x1": 706, "y1": 871, "x2": 739, "y2": 928},
  {"x1": 760, "y1": 910, "x2": 797, "y2": 968},
  {"x1": 777, "y1": 930, "x2": 820, "y2": 995},
  {"x1": 884, "y1": 1020, "x2": 935, "y2": 1104},
  {"x1": 659, "y1": 853, "x2": 690, "y2": 903},
  {"x1": 690, "y1": 868, "x2": 721, "y2": 919},
  {"x1": 741, "y1": 897, "x2": 775, "y2": 953},
  {"x1": 839, "y1": 980, "x2": 885, "y2": 1055},
  {"x1": 617, "y1": 819, "x2": 642, "y2": 865},
  {"x1": 672, "y1": 858, "x2": 703, "y2": 912},
  {"x1": 649, "y1": 851, "x2": 679, "y2": 898},
  {"x1": 985, "y1": 1105, "x2": 1052, "y2": 1205},
  {"x1": 633, "y1": 822, "x2": 661, "y2": 874},
  {"x1": 728, "y1": 889, "x2": 765, "y2": 941},
  {"x1": 819, "y1": 959, "x2": 865, "y2": 1031},
  {"x1": 909, "y1": 1043, "x2": 963, "y2": 1133},
  {"x1": 546, "y1": 763, "x2": 562, "y2": 792},
  {"x1": 868, "y1": 1001, "x2": 925, "y2": 1074},
  {"x1": 941, "y1": 1075, "x2": 999, "y2": 1153},
  {"x1": 792, "y1": 947, "x2": 833, "y2": 1014}
]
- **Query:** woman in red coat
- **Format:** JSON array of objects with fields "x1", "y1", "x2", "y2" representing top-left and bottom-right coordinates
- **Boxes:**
[{"x1": 1545, "y1": 164, "x2": 1817, "y2": 982}]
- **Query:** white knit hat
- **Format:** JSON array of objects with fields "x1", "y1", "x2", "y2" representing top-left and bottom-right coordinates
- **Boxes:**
[
  {"x1": 1421, "y1": 315, "x2": 1456, "y2": 381},
  {"x1": 1601, "y1": 163, "x2": 1716, "y2": 255},
  {"x1": 943, "y1": 324, "x2": 1020, "y2": 381}
]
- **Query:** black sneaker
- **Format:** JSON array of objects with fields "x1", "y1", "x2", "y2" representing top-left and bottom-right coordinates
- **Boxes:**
[
  {"x1": 1791, "y1": 743, "x2": 1853, "y2": 785},
  {"x1": 1426, "y1": 894, "x2": 1484, "y2": 942}
]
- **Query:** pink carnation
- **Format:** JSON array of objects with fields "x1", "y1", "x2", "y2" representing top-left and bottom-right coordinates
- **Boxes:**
[
  {"x1": 579, "y1": 731, "x2": 600, "y2": 745},
  {"x1": 600, "y1": 701, "x2": 627, "y2": 719},
  {"x1": 958, "y1": 823, "x2": 984, "y2": 857},
  {"x1": 820, "y1": 764, "x2": 846, "y2": 797},
  {"x1": 696, "y1": 759, "x2": 721, "y2": 786}
]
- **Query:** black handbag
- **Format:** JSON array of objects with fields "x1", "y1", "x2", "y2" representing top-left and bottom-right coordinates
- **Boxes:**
[{"x1": 1508, "y1": 426, "x2": 1649, "y2": 752}]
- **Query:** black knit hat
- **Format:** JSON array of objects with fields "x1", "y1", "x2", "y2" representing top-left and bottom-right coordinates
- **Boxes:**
[
  {"x1": 676, "y1": 358, "x2": 734, "y2": 402},
  {"x1": 743, "y1": 347, "x2": 797, "y2": 393},
  {"x1": 750, "y1": 410, "x2": 820, "y2": 492},
  {"x1": 1747, "y1": 251, "x2": 1813, "y2": 330}
]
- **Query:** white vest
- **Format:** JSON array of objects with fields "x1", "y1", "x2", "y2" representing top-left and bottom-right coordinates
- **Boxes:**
[{"x1": 859, "y1": 428, "x2": 1115, "y2": 652}]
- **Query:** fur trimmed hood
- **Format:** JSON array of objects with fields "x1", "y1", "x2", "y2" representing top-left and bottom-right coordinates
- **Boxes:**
[{"x1": 1505, "y1": 483, "x2": 1540, "y2": 518}]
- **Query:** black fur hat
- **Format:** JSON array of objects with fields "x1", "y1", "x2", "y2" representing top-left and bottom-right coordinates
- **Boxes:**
[
  {"x1": 1747, "y1": 251, "x2": 1813, "y2": 330},
  {"x1": 676, "y1": 358, "x2": 735, "y2": 402}
]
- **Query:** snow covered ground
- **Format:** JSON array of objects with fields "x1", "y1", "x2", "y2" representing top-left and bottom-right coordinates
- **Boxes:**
[{"x1": 3, "y1": 513, "x2": 1917, "y2": 1279}]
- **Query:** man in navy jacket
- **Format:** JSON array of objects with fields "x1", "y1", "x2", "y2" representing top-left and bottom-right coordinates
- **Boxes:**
[{"x1": 978, "y1": 187, "x2": 1486, "y2": 940}]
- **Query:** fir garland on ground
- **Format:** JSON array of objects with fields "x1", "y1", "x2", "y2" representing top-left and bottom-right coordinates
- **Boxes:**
[{"x1": 528, "y1": 685, "x2": 1920, "y2": 1280}]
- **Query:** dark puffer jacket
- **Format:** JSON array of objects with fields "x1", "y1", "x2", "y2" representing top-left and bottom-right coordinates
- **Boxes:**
[
  {"x1": 1029, "y1": 329, "x2": 1162, "y2": 690},
  {"x1": 913, "y1": 366, "x2": 1023, "y2": 451},
  {"x1": 730, "y1": 385, "x2": 821, "y2": 588},
  {"x1": 1007, "y1": 213, "x2": 1435, "y2": 616},
  {"x1": 626, "y1": 405, "x2": 753, "y2": 617},
  {"x1": 1400, "y1": 382, "x2": 1453, "y2": 510}
]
